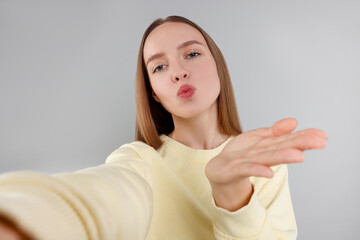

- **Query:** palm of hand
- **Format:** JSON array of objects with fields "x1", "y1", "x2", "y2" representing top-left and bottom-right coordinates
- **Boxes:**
[{"x1": 205, "y1": 118, "x2": 327, "y2": 186}]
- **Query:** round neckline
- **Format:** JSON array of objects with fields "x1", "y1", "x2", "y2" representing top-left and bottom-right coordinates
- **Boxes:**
[{"x1": 160, "y1": 134, "x2": 233, "y2": 155}]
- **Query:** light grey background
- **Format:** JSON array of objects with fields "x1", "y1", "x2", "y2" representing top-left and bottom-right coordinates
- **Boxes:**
[{"x1": 0, "y1": 0, "x2": 359, "y2": 239}]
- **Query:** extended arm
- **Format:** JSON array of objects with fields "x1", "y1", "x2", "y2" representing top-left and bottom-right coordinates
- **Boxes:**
[{"x1": 0, "y1": 142, "x2": 153, "y2": 240}]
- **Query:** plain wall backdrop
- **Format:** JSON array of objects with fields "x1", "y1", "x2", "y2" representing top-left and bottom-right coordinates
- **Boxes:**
[{"x1": 0, "y1": 0, "x2": 359, "y2": 239}]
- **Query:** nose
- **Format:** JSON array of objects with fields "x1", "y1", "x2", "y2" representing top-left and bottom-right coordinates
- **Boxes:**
[
  {"x1": 173, "y1": 72, "x2": 188, "y2": 82},
  {"x1": 172, "y1": 65, "x2": 189, "y2": 83}
]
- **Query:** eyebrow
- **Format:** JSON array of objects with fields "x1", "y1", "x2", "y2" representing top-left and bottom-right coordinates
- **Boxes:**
[{"x1": 146, "y1": 40, "x2": 203, "y2": 66}]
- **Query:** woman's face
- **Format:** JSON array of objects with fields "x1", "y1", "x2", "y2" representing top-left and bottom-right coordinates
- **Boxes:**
[{"x1": 143, "y1": 22, "x2": 220, "y2": 119}]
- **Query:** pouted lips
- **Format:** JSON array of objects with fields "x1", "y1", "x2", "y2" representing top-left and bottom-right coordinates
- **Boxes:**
[{"x1": 177, "y1": 84, "x2": 196, "y2": 99}]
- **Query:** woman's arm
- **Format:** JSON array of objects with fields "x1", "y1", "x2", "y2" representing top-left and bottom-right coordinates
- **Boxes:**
[{"x1": 0, "y1": 142, "x2": 154, "y2": 240}]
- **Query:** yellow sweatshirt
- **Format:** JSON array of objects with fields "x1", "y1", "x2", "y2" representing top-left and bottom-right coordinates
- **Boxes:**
[{"x1": 0, "y1": 135, "x2": 297, "y2": 240}]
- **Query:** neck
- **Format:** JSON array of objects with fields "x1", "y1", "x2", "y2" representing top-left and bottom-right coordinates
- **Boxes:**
[{"x1": 169, "y1": 104, "x2": 229, "y2": 149}]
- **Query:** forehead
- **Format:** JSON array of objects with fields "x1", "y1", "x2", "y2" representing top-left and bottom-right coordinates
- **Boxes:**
[{"x1": 143, "y1": 22, "x2": 207, "y2": 58}]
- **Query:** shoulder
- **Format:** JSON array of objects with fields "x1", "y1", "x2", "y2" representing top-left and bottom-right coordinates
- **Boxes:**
[{"x1": 105, "y1": 141, "x2": 157, "y2": 164}]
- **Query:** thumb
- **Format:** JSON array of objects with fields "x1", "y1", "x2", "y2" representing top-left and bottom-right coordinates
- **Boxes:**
[{"x1": 272, "y1": 118, "x2": 298, "y2": 136}]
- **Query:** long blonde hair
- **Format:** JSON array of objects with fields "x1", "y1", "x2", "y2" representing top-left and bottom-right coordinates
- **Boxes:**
[{"x1": 135, "y1": 16, "x2": 242, "y2": 149}]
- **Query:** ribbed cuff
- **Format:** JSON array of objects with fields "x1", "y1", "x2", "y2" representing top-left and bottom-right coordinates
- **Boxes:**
[{"x1": 212, "y1": 184, "x2": 269, "y2": 239}]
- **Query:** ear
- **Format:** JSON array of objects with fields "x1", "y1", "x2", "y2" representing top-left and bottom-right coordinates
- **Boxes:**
[{"x1": 152, "y1": 90, "x2": 160, "y2": 102}]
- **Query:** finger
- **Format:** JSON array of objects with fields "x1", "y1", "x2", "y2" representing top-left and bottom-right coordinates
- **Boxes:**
[
  {"x1": 247, "y1": 148, "x2": 305, "y2": 166},
  {"x1": 256, "y1": 128, "x2": 328, "y2": 149},
  {"x1": 271, "y1": 118, "x2": 298, "y2": 137},
  {"x1": 245, "y1": 118, "x2": 298, "y2": 138},
  {"x1": 230, "y1": 148, "x2": 302, "y2": 179},
  {"x1": 286, "y1": 128, "x2": 327, "y2": 140},
  {"x1": 260, "y1": 132, "x2": 327, "y2": 152}
]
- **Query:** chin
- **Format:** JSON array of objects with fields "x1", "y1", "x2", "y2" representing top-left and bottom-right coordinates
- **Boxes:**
[{"x1": 176, "y1": 107, "x2": 214, "y2": 120}]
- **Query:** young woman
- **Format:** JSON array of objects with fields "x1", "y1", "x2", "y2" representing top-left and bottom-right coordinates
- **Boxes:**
[{"x1": 0, "y1": 16, "x2": 327, "y2": 240}]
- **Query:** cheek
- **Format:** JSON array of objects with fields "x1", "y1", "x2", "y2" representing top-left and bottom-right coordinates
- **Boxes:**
[
  {"x1": 194, "y1": 56, "x2": 217, "y2": 75},
  {"x1": 195, "y1": 60, "x2": 220, "y2": 88},
  {"x1": 150, "y1": 79, "x2": 176, "y2": 113},
  {"x1": 150, "y1": 77, "x2": 171, "y2": 101}
]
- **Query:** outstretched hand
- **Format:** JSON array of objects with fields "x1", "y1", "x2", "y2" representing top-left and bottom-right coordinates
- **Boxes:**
[{"x1": 205, "y1": 118, "x2": 327, "y2": 211}]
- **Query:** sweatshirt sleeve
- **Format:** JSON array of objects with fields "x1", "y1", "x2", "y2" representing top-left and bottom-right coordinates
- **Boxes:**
[
  {"x1": 0, "y1": 142, "x2": 154, "y2": 240},
  {"x1": 212, "y1": 164, "x2": 297, "y2": 240}
]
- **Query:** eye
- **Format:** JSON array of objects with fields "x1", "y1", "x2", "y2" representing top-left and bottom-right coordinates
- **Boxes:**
[
  {"x1": 186, "y1": 51, "x2": 200, "y2": 59},
  {"x1": 153, "y1": 64, "x2": 166, "y2": 73}
]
